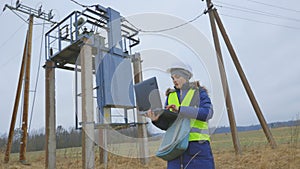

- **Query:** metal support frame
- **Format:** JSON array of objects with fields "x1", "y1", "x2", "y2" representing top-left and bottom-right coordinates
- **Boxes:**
[
  {"x1": 42, "y1": 4, "x2": 146, "y2": 168},
  {"x1": 45, "y1": 7, "x2": 139, "y2": 70},
  {"x1": 3, "y1": 2, "x2": 55, "y2": 24}
]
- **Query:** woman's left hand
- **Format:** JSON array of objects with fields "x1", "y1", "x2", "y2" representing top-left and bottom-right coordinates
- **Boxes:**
[{"x1": 166, "y1": 104, "x2": 179, "y2": 113}]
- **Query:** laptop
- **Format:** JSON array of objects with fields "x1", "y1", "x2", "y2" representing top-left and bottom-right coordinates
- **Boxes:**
[{"x1": 134, "y1": 77, "x2": 178, "y2": 122}]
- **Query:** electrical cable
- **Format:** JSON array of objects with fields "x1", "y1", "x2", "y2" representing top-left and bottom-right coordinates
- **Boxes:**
[
  {"x1": 4, "y1": 4, "x2": 55, "y2": 29},
  {"x1": 28, "y1": 21, "x2": 45, "y2": 132},
  {"x1": 0, "y1": 23, "x2": 26, "y2": 51},
  {"x1": 71, "y1": 0, "x2": 207, "y2": 33},
  {"x1": 219, "y1": 13, "x2": 300, "y2": 30},
  {"x1": 11, "y1": 9, "x2": 28, "y2": 23},
  {"x1": 244, "y1": 0, "x2": 300, "y2": 13},
  {"x1": 70, "y1": 0, "x2": 97, "y2": 8},
  {"x1": 123, "y1": 9, "x2": 207, "y2": 33},
  {"x1": 33, "y1": 22, "x2": 53, "y2": 26},
  {"x1": 211, "y1": 1, "x2": 300, "y2": 30},
  {"x1": 0, "y1": 53, "x2": 19, "y2": 70},
  {"x1": 0, "y1": 27, "x2": 51, "y2": 71},
  {"x1": 214, "y1": 2, "x2": 300, "y2": 23}
]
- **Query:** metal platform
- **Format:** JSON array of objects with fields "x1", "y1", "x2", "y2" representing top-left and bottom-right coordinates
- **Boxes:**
[
  {"x1": 45, "y1": 7, "x2": 139, "y2": 71},
  {"x1": 50, "y1": 38, "x2": 83, "y2": 70}
]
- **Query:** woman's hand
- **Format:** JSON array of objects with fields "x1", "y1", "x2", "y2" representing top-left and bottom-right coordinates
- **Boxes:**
[
  {"x1": 166, "y1": 104, "x2": 179, "y2": 113},
  {"x1": 145, "y1": 109, "x2": 160, "y2": 122}
]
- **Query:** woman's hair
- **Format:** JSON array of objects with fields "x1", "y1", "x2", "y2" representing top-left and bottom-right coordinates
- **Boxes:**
[{"x1": 165, "y1": 81, "x2": 208, "y2": 96}]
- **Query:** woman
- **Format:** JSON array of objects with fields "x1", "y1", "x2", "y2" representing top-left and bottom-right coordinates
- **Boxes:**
[{"x1": 146, "y1": 65, "x2": 215, "y2": 169}]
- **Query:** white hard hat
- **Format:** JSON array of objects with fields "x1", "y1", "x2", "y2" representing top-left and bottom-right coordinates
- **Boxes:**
[
  {"x1": 166, "y1": 62, "x2": 193, "y2": 80},
  {"x1": 166, "y1": 62, "x2": 193, "y2": 72}
]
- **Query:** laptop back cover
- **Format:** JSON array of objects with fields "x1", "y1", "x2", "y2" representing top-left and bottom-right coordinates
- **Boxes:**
[{"x1": 134, "y1": 77, "x2": 163, "y2": 112}]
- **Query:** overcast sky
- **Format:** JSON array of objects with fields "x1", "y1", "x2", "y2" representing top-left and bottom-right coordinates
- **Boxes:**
[{"x1": 0, "y1": 0, "x2": 299, "y2": 135}]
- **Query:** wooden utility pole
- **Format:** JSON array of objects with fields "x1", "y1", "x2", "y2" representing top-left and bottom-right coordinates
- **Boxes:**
[
  {"x1": 212, "y1": 9, "x2": 277, "y2": 148},
  {"x1": 45, "y1": 60, "x2": 56, "y2": 169},
  {"x1": 80, "y1": 37, "x2": 95, "y2": 169},
  {"x1": 132, "y1": 53, "x2": 149, "y2": 164},
  {"x1": 4, "y1": 2, "x2": 55, "y2": 163},
  {"x1": 205, "y1": 0, "x2": 242, "y2": 154},
  {"x1": 5, "y1": 14, "x2": 34, "y2": 163},
  {"x1": 4, "y1": 33, "x2": 29, "y2": 163},
  {"x1": 19, "y1": 14, "x2": 34, "y2": 163}
]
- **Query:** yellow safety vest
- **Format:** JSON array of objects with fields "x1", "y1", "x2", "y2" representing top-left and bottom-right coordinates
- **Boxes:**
[{"x1": 168, "y1": 89, "x2": 210, "y2": 141}]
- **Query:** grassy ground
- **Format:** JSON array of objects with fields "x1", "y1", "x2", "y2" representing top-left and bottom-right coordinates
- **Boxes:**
[{"x1": 0, "y1": 126, "x2": 299, "y2": 169}]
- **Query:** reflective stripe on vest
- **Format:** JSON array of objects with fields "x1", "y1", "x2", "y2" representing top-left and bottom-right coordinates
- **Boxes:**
[{"x1": 168, "y1": 89, "x2": 210, "y2": 141}]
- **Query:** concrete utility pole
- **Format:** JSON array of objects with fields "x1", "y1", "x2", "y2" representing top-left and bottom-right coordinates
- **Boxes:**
[
  {"x1": 80, "y1": 37, "x2": 95, "y2": 169},
  {"x1": 132, "y1": 53, "x2": 149, "y2": 164},
  {"x1": 205, "y1": 0, "x2": 242, "y2": 155},
  {"x1": 45, "y1": 60, "x2": 56, "y2": 169}
]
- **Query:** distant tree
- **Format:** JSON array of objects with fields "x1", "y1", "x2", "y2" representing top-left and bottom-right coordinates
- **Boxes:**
[
  {"x1": 11, "y1": 128, "x2": 23, "y2": 153},
  {"x1": 0, "y1": 134, "x2": 7, "y2": 152},
  {"x1": 56, "y1": 125, "x2": 66, "y2": 149},
  {"x1": 68, "y1": 127, "x2": 82, "y2": 147},
  {"x1": 56, "y1": 125, "x2": 81, "y2": 149},
  {"x1": 27, "y1": 129, "x2": 45, "y2": 152}
]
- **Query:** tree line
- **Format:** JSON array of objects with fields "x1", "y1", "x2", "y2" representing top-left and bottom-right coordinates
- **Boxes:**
[{"x1": 0, "y1": 125, "x2": 82, "y2": 153}]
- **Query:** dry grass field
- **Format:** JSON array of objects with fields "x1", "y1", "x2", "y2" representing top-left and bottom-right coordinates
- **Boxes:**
[{"x1": 0, "y1": 126, "x2": 299, "y2": 169}]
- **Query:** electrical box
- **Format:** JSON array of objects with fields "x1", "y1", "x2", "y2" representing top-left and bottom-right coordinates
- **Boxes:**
[{"x1": 96, "y1": 53, "x2": 135, "y2": 108}]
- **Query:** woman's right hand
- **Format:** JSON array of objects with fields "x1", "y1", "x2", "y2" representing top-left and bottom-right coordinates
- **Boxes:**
[{"x1": 145, "y1": 109, "x2": 160, "y2": 122}]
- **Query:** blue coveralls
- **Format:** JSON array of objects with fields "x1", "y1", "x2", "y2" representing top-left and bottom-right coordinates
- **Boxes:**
[{"x1": 153, "y1": 83, "x2": 215, "y2": 169}]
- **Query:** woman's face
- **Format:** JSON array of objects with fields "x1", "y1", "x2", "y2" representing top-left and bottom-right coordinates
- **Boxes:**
[{"x1": 171, "y1": 74, "x2": 187, "y2": 89}]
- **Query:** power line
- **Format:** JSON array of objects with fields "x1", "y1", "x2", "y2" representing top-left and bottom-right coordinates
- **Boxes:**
[
  {"x1": 244, "y1": 0, "x2": 300, "y2": 13},
  {"x1": 28, "y1": 22, "x2": 46, "y2": 132},
  {"x1": 10, "y1": 9, "x2": 28, "y2": 23},
  {"x1": 220, "y1": 13, "x2": 300, "y2": 30},
  {"x1": 143, "y1": 12, "x2": 205, "y2": 33},
  {"x1": 212, "y1": 2, "x2": 300, "y2": 31},
  {"x1": 124, "y1": 8, "x2": 207, "y2": 33},
  {"x1": 0, "y1": 53, "x2": 18, "y2": 70},
  {"x1": 70, "y1": 0, "x2": 97, "y2": 8},
  {"x1": 214, "y1": 2, "x2": 300, "y2": 23},
  {"x1": 0, "y1": 25, "x2": 51, "y2": 70},
  {"x1": 72, "y1": 0, "x2": 207, "y2": 33},
  {"x1": 0, "y1": 23, "x2": 26, "y2": 51}
]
